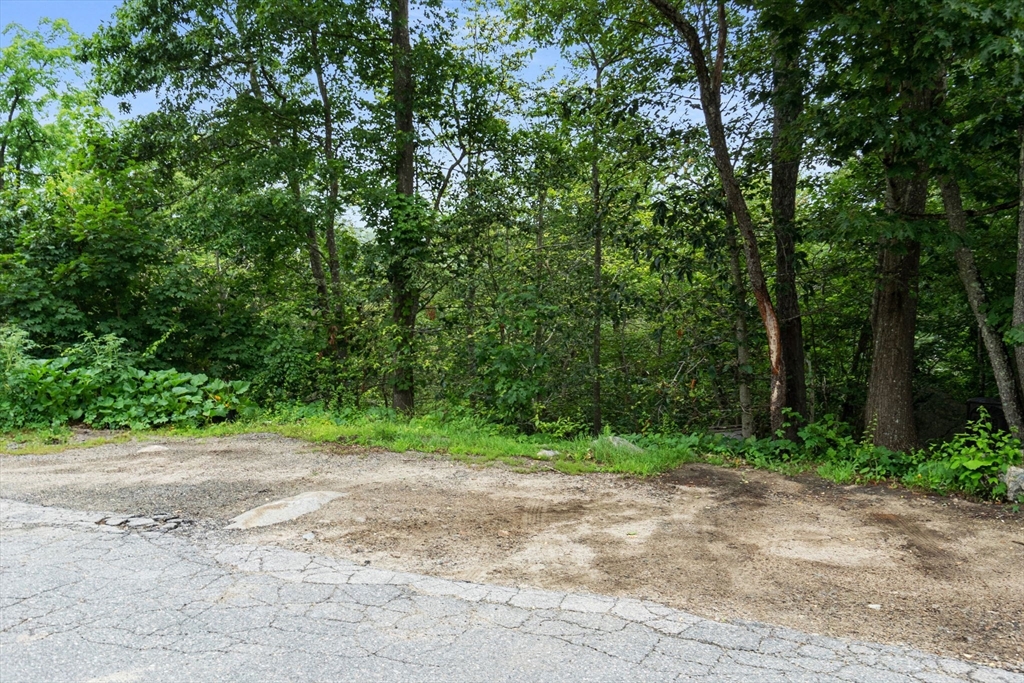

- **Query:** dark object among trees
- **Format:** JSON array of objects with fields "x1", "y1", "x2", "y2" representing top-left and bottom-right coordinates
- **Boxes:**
[{"x1": 966, "y1": 399, "x2": 1010, "y2": 435}]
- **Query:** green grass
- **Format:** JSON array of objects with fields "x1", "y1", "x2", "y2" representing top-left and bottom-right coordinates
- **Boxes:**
[
  {"x1": 0, "y1": 426, "x2": 132, "y2": 455},
  {"x1": 1, "y1": 408, "x2": 703, "y2": 476},
  {"x1": 4, "y1": 408, "x2": 1017, "y2": 506}
]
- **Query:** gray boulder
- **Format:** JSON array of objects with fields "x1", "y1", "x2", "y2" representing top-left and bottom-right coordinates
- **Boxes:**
[{"x1": 1004, "y1": 466, "x2": 1024, "y2": 502}]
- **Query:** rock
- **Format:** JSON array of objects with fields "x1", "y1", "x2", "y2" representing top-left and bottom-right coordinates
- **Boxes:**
[
  {"x1": 1004, "y1": 466, "x2": 1024, "y2": 502},
  {"x1": 126, "y1": 518, "x2": 156, "y2": 527},
  {"x1": 592, "y1": 435, "x2": 643, "y2": 453},
  {"x1": 536, "y1": 449, "x2": 560, "y2": 458},
  {"x1": 103, "y1": 517, "x2": 127, "y2": 526},
  {"x1": 302, "y1": 532, "x2": 315, "y2": 541},
  {"x1": 152, "y1": 513, "x2": 172, "y2": 522},
  {"x1": 136, "y1": 444, "x2": 169, "y2": 454},
  {"x1": 867, "y1": 604, "x2": 882, "y2": 610},
  {"x1": 224, "y1": 491, "x2": 346, "y2": 530}
]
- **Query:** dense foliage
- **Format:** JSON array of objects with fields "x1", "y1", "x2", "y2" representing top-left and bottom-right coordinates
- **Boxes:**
[
  {"x1": 1, "y1": 1, "x2": 1022, "y2": 497},
  {"x1": 1, "y1": 326, "x2": 253, "y2": 429}
]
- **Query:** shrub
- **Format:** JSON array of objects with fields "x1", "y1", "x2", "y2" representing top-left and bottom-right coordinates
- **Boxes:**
[
  {"x1": 908, "y1": 411, "x2": 1021, "y2": 499},
  {"x1": 1, "y1": 326, "x2": 255, "y2": 430}
]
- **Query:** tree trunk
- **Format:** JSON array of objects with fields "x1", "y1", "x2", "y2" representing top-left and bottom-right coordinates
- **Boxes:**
[
  {"x1": 310, "y1": 28, "x2": 342, "y2": 299},
  {"x1": 770, "y1": 31, "x2": 807, "y2": 435},
  {"x1": 863, "y1": 173, "x2": 926, "y2": 451},
  {"x1": 0, "y1": 92, "x2": 21, "y2": 192},
  {"x1": 728, "y1": 231, "x2": 754, "y2": 438},
  {"x1": 390, "y1": 0, "x2": 416, "y2": 413},
  {"x1": 941, "y1": 177, "x2": 1024, "y2": 437},
  {"x1": 591, "y1": 66, "x2": 604, "y2": 436},
  {"x1": 648, "y1": 0, "x2": 787, "y2": 432},
  {"x1": 287, "y1": 175, "x2": 329, "y2": 314},
  {"x1": 1014, "y1": 124, "x2": 1024, "y2": 413},
  {"x1": 591, "y1": 145, "x2": 603, "y2": 437}
]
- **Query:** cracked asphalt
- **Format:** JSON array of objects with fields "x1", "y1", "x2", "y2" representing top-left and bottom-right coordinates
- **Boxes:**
[{"x1": 1, "y1": 499, "x2": 1021, "y2": 683}]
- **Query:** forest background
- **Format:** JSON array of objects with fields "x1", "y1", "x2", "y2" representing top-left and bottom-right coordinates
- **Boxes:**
[{"x1": 2, "y1": 0, "x2": 1023, "y2": 500}]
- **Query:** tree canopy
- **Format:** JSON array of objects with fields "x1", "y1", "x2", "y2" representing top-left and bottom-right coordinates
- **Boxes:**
[{"x1": 3, "y1": 0, "x2": 1023, "y2": 458}]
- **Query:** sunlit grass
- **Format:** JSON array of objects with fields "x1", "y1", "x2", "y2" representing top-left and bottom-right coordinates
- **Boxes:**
[{"x1": 1, "y1": 408, "x2": 704, "y2": 477}]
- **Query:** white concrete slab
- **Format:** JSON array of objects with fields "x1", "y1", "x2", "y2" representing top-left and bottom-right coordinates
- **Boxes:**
[{"x1": 224, "y1": 491, "x2": 346, "y2": 529}]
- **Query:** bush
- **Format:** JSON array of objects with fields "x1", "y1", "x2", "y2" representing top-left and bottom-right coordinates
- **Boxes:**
[
  {"x1": 1, "y1": 326, "x2": 255, "y2": 430},
  {"x1": 907, "y1": 411, "x2": 1021, "y2": 499}
]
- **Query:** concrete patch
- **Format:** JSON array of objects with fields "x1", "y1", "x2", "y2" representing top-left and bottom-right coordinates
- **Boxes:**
[{"x1": 225, "y1": 491, "x2": 346, "y2": 529}]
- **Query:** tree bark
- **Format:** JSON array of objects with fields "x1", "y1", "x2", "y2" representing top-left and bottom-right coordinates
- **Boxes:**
[
  {"x1": 863, "y1": 173, "x2": 926, "y2": 451},
  {"x1": 591, "y1": 68, "x2": 603, "y2": 437},
  {"x1": 728, "y1": 230, "x2": 754, "y2": 438},
  {"x1": 310, "y1": 28, "x2": 342, "y2": 299},
  {"x1": 0, "y1": 92, "x2": 21, "y2": 192},
  {"x1": 390, "y1": 0, "x2": 416, "y2": 413},
  {"x1": 648, "y1": 0, "x2": 787, "y2": 432},
  {"x1": 1014, "y1": 123, "x2": 1024, "y2": 412},
  {"x1": 770, "y1": 26, "x2": 807, "y2": 434},
  {"x1": 941, "y1": 176, "x2": 1023, "y2": 436},
  {"x1": 287, "y1": 175, "x2": 330, "y2": 314}
]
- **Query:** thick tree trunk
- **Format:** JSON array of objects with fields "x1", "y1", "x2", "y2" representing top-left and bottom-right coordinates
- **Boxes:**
[
  {"x1": 1014, "y1": 124, "x2": 1024, "y2": 413},
  {"x1": 591, "y1": 66, "x2": 604, "y2": 436},
  {"x1": 390, "y1": 0, "x2": 416, "y2": 413},
  {"x1": 592, "y1": 146, "x2": 602, "y2": 436},
  {"x1": 648, "y1": 0, "x2": 787, "y2": 431},
  {"x1": 863, "y1": 173, "x2": 926, "y2": 451},
  {"x1": 771, "y1": 37, "x2": 807, "y2": 435},
  {"x1": 728, "y1": 231, "x2": 754, "y2": 438},
  {"x1": 941, "y1": 177, "x2": 1023, "y2": 436}
]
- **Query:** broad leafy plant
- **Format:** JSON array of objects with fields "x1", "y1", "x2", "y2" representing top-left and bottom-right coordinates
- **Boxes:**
[{"x1": 1, "y1": 326, "x2": 254, "y2": 430}]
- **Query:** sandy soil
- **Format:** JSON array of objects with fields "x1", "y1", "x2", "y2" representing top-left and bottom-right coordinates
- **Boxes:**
[{"x1": 2, "y1": 434, "x2": 1021, "y2": 671}]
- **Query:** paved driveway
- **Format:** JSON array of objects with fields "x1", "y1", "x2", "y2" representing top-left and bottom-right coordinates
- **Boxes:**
[{"x1": 1, "y1": 499, "x2": 1019, "y2": 682}]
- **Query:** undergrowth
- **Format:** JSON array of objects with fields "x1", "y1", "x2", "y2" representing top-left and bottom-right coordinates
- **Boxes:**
[
  {"x1": 2, "y1": 326, "x2": 256, "y2": 430},
  {"x1": 3, "y1": 337, "x2": 1020, "y2": 502}
]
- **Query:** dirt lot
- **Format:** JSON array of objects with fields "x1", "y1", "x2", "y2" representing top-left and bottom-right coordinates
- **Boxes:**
[{"x1": 2, "y1": 434, "x2": 1022, "y2": 670}]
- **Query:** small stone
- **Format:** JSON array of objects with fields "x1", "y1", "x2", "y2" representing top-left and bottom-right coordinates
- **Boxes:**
[
  {"x1": 302, "y1": 532, "x2": 315, "y2": 541},
  {"x1": 536, "y1": 449, "x2": 560, "y2": 458},
  {"x1": 136, "y1": 444, "x2": 169, "y2": 454},
  {"x1": 127, "y1": 518, "x2": 156, "y2": 527},
  {"x1": 362, "y1": 560, "x2": 371, "y2": 566},
  {"x1": 1003, "y1": 466, "x2": 1024, "y2": 502},
  {"x1": 152, "y1": 514, "x2": 172, "y2": 522},
  {"x1": 104, "y1": 517, "x2": 127, "y2": 526},
  {"x1": 867, "y1": 604, "x2": 882, "y2": 610},
  {"x1": 497, "y1": 530, "x2": 510, "y2": 537}
]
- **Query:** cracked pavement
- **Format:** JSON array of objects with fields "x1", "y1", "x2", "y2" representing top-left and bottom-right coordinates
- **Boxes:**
[{"x1": 1, "y1": 499, "x2": 1020, "y2": 683}]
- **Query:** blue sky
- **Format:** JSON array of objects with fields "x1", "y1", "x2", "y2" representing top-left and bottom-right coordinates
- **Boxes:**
[
  {"x1": 0, "y1": 0, "x2": 120, "y2": 43},
  {"x1": 0, "y1": 0, "x2": 568, "y2": 119},
  {"x1": 0, "y1": 0, "x2": 161, "y2": 115}
]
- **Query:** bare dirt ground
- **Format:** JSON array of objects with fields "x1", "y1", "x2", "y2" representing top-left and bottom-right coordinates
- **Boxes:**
[{"x1": 2, "y1": 434, "x2": 1022, "y2": 671}]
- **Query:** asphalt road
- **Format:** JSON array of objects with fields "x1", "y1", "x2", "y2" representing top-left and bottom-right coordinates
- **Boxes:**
[{"x1": 1, "y1": 498, "x2": 1020, "y2": 683}]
